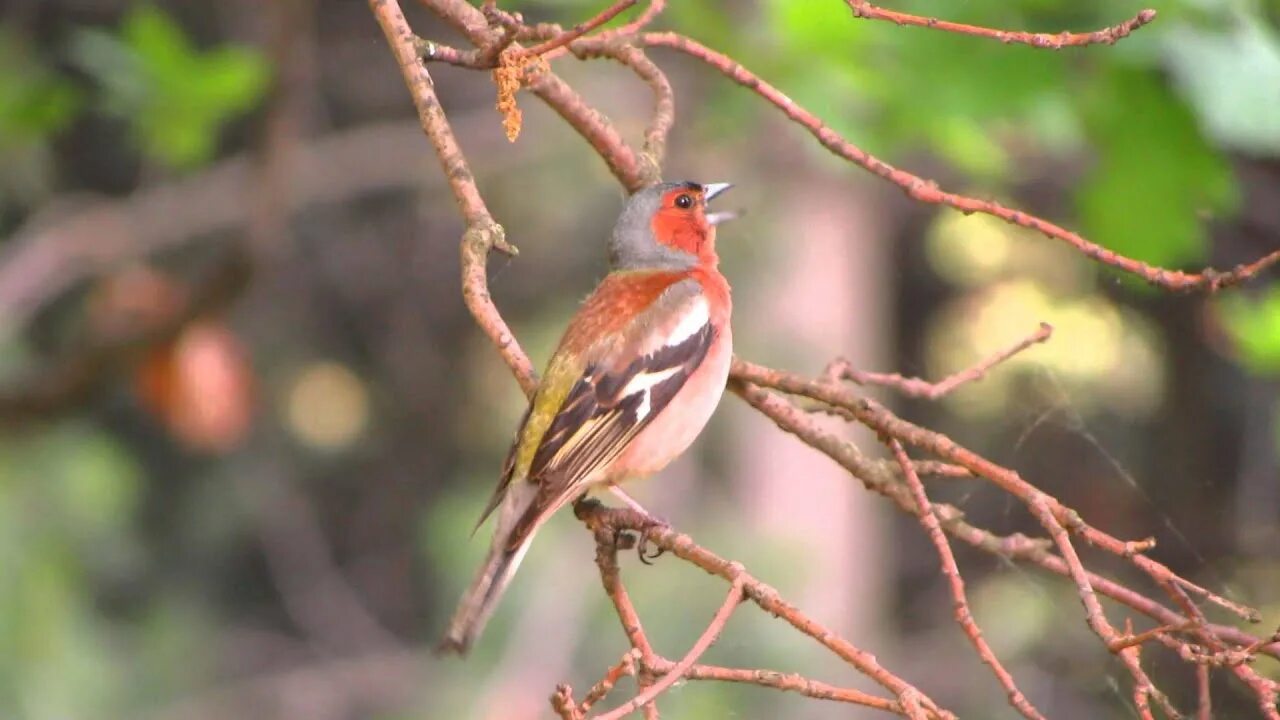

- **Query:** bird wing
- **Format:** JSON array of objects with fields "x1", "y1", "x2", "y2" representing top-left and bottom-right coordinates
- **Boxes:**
[{"x1": 473, "y1": 276, "x2": 716, "y2": 544}]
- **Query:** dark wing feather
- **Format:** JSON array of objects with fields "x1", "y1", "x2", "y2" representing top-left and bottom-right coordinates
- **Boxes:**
[
  {"x1": 472, "y1": 404, "x2": 531, "y2": 533},
  {"x1": 505, "y1": 322, "x2": 715, "y2": 548}
]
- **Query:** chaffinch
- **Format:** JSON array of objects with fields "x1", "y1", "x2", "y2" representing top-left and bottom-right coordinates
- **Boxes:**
[{"x1": 439, "y1": 181, "x2": 735, "y2": 655}]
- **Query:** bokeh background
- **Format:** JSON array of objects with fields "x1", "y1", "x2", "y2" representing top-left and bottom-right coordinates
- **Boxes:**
[{"x1": 0, "y1": 0, "x2": 1278, "y2": 718}]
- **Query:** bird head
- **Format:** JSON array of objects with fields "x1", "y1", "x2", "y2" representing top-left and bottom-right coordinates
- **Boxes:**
[{"x1": 609, "y1": 181, "x2": 734, "y2": 271}]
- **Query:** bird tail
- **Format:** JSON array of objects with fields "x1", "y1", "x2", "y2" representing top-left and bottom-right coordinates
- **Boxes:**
[{"x1": 437, "y1": 483, "x2": 540, "y2": 656}]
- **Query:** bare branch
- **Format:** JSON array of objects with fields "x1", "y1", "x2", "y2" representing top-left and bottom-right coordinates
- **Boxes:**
[
  {"x1": 845, "y1": 1, "x2": 1158, "y2": 48},
  {"x1": 595, "y1": 578, "x2": 745, "y2": 719},
  {"x1": 373, "y1": 0, "x2": 1280, "y2": 714},
  {"x1": 370, "y1": 0, "x2": 537, "y2": 395},
  {"x1": 639, "y1": 32, "x2": 1280, "y2": 292},
  {"x1": 887, "y1": 439, "x2": 1045, "y2": 720},
  {"x1": 575, "y1": 500, "x2": 955, "y2": 719},
  {"x1": 419, "y1": 0, "x2": 655, "y2": 190},
  {"x1": 525, "y1": 0, "x2": 638, "y2": 57},
  {"x1": 828, "y1": 322, "x2": 1052, "y2": 400}
]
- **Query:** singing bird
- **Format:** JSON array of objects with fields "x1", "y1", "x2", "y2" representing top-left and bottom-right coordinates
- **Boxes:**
[{"x1": 439, "y1": 181, "x2": 736, "y2": 654}]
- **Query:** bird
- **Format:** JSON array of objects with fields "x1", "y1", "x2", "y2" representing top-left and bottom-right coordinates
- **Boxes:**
[{"x1": 439, "y1": 180, "x2": 736, "y2": 655}]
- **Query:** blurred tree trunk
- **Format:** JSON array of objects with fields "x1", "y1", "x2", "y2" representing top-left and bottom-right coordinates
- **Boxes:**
[{"x1": 736, "y1": 168, "x2": 892, "y2": 717}]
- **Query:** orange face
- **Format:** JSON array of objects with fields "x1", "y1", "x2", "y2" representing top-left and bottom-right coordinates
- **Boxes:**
[{"x1": 649, "y1": 185, "x2": 714, "y2": 257}]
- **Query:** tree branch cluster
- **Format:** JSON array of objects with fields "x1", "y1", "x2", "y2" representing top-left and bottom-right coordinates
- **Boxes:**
[{"x1": 368, "y1": 0, "x2": 1280, "y2": 717}]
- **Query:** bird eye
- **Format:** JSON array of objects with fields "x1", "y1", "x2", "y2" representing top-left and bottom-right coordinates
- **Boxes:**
[{"x1": 674, "y1": 194, "x2": 693, "y2": 209}]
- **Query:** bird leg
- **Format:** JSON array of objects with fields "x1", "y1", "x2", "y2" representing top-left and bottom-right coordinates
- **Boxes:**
[
  {"x1": 574, "y1": 496, "x2": 669, "y2": 564},
  {"x1": 608, "y1": 484, "x2": 651, "y2": 515},
  {"x1": 607, "y1": 485, "x2": 669, "y2": 564}
]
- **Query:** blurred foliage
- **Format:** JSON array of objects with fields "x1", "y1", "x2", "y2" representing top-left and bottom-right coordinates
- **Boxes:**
[
  {"x1": 1223, "y1": 288, "x2": 1280, "y2": 374},
  {"x1": 1, "y1": 1, "x2": 1278, "y2": 719},
  {"x1": 0, "y1": 31, "x2": 82, "y2": 203},
  {"x1": 69, "y1": 4, "x2": 268, "y2": 170},
  {"x1": 0, "y1": 33, "x2": 81, "y2": 150},
  {"x1": 0, "y1": 422, "x2": 209, "y2": 720},
  {"x1": 758, "y1": 0, "x2": 1274, "y2": 269}
]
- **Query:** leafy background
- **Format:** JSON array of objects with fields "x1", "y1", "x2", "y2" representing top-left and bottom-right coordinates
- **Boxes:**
[{"x1": 0, "y1": 1, "x2": 1276, "y2": 718}]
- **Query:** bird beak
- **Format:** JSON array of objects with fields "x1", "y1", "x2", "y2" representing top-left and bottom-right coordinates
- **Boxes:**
[
  {"x1": 702, "y1": 182, "x2": 733, "y2": 201},
  {"x1": 701, "y1": 183, "x2": 738, "y2": 226}
]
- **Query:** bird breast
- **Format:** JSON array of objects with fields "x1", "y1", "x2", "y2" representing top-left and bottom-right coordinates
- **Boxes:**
[{"x1": 608, "y1": 323, "x2": 732, "y2": 481}]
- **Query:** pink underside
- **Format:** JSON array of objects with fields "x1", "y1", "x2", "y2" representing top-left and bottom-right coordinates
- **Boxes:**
[{"x1": 605, "y1": 325, "x2": 733, "y2": 483}]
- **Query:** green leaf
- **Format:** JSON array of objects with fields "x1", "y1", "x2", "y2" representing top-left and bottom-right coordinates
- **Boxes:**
[
  {"x1": 1076, "y1": 67, "x2": 1238, "y2": 269},
  {"x1": 0, "y1": 31, "x2": 82, "y2": 144},
  {"x1": 1220, "y1": 289, "x2": 1280, "y2": 374},
  {"x1": 69, "y1": 4, "x2": 268, "y2": 170},
  {"x1": 1164, "y1": 19, "x2": 1280, "y2": 156}
]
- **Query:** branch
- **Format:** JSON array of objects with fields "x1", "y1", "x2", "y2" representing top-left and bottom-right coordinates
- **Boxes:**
[
  {"x1": 638, "y1": 32, "x2": 1280, "y2": 292},
  {"x1": 570, "y1": 40, "x2": 674, "y2": 170},
  {"x1": 573, "y1": 500, "x2": 953, "y2": 719},
  {"x1": 887, "y1": 439, "x2": 1045, "y2": 720},
  {"x1": 829, "y1": 321, "x2": 1052, "y2": 399},
  {"x1": 374, "y1": 0, "x2": 1280, "y2": 715},
  {"x1": 594, "y1": 577, "x2": 745, "y2": 720},
  {"x1": 525, "y1": 0, "x2": 638, "y2": 58},
  {"x1": 733, "y1": 359, "x2": 1261, "y2": 624},
  {"x1": 418, "y1": 0, "x2": 655, "y2": 190},
  {"x1": 370, "y1": 0, "x2": 537, "y2": 395},
  {"x1": 601, "y1": 0, "x2": 667, "y2": 41},
  {"x1": 846, "y1": 1, "x2": 1158, "y2": 48}
]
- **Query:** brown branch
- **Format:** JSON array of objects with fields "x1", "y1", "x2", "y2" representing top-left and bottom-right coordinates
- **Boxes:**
[
  {"x1": 525, "y1": 0, "x2": 638, "y2": 57},
  {"x1": 585, "y1": 517, "x2": 661, "y2": 713},
  {"x1": 570, "y1": 40, "x2": 674, "y2": 169},
  {"x1": 730, "y1": 376, "x2": 1280, "y2": 710},
  {"x1": 653, "y1": 662, "x2": 901, "y2": 713},
  {"x1": 845, "y1": 1, "x2": 1158, "y2": 48},
  {"x1": 418, "y1": 0, "x2": 654, "y2": 190},
  {"x1": 733, "y1": 358, "x2": 1262, "y2": 625},
  {"x1": 829, "y1": 321, "x2": 1052, "y2": 399},
  {"x1": 887, "y1": 439, "x2": 1046, "y2": 720},
  {"x1": 377, "y1": 1, "x2": 1280, "y2": 715},
  {"x1": 580, "y1": 650, "x2": 640, "y2": 713},
  {"x1": 1197, "y1": 663, "x2": 1212, "y2": 720},
  {"x1": 599, "y1": 0, "x2": 666, "y2": 41},
  {"x1": 595, "y1": 577, "x2": 745, "y2": 720},
  {"x1": 574, "y1": 500, "x2": 954, "y2": 719},
  {"x1": 639, "y1": 32, "x2": 1280, "y2": 292},
  {"x1": 371, "y1": 0, "x2": 537, "y2": 395},
  {"x1": 1027, "y1": 498, "x2": 1176, "y2": 720}
]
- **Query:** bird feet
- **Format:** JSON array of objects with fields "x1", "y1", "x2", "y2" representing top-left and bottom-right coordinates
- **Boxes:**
[{"x1": 573, "y1": 497, "x2": 670, "y2": 565}]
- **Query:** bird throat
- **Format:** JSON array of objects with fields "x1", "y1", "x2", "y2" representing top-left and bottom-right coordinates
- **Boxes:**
[{"x1": 650, "y1": 208, "x2": 710, "y2": 258}]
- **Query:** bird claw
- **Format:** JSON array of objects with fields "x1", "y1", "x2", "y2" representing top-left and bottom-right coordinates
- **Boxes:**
[
  {"x1": 575, "y1": 498, "x2": 669, "y2": 562},
  {"x1": 636, "y1": 535, "x2": 665, "y2": 565}
]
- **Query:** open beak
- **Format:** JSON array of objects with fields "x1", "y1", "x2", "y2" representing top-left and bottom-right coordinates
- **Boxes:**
[{"x1": 701, "y1": 182, "x2": 739, "y2": 226}]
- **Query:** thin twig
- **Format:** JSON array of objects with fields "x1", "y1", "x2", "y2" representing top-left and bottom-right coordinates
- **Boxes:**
[
  {"x1": 575, "y1": 500, "x2": 955, "y2": 719},
  {"x1": 648, "y1": 661, "x2": 901, "y2": 713},
  {"x1": 371, "y1": 0, "x2": 537, "y2": 395},
  {"x1": 595, "y1": 578, "x2": 745, "y2": 719},
  {"x1": 729, "y1": 378, "x2": 1280, "y2": 665},
  {"x1": 1027, "y1": 497, "x2": 1173, "y2": 720},
  {"x1": 829, "y1": 322, "x2": 1052, "y2": 399},
  {"x1": 580, "y1": 650, "x2": 640, "y2": 713},
  {"x1": 571, "y1": 41, "x2": 673, "y2": 171},
  {"x1": 732, "y1": 358, "x2": 1262, "y2": 626},
  {"x1": 420, "y1": 0, "x2": 653, "y2": 190},
  {"x1": 600, "y1": 0, "x2": 666, "y2": 40},
  {"x1": 888, "y1": 439, "x2": 1046, "y2": 720},
  {"x1": 526, "y1": 0, "x2": 638, "y2": 57},
  {"x1": 846, "y1": 1, "x2": 1157, "y2": 48},
  {"x1": 1197, "y1": 663, "x2": 1212, "y2": 720},
  {"x1": 640, "y1": 32, "x2": 1280, "y2": 292}
]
